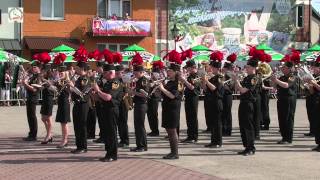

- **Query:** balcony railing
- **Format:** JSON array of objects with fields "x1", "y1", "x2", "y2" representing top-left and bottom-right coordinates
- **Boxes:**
[{"x1": 89, "y1": 17, "x2": 151, "y2": 37}]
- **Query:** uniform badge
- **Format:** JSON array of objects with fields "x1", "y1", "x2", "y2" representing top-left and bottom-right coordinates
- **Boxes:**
[
  {"x1": 288, "y1": 76, "x2": 295, "y2": 82},
  {"x1": 112, "y1": 82, "x2": 119, "y2": 90},
  {"x1": 142, "y1": 79, "x2": 148, "y2": 87}
]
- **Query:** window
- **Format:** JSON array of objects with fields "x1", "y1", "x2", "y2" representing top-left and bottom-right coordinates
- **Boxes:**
[
  {"x1": 296, "y1": 5, "x2": 303, "y2": 28},
  {"x1": 97, "y1": 0, "x2": 131, "y2": 18},
  {"x1": 41, "y1": 0, "x2": 64, "y2": 20},
  {"x1": 97, "y1": 43, "x2": 128, "y2": 52}
]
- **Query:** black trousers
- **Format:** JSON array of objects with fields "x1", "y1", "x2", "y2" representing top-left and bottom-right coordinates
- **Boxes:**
[
  {"x1": 312, "y1": 97, "x2": 320, "y2": 145},
  {"x1": 185, "y1": 96, "x2": 199, "y2": 140},
  {"x1": 118, "y1": 101, "x2": 129, "y2": 144},
  {"x1": 96, "y1": 103, "x2": 104, "y2": 139},
  {"x1": 253, "y1": 94, "x2": 262, "y2": 137},
  {"x1": 103, "y1": 107, "x2": 118, "y2": 159},
  {"x1": 306, "y1": 96, "x2": 316, "y2": 135},
  {"x1": 134, "y1": 103, "x2": 148, "y2": 149},
  {"x1": 204, "y1": 97, "x2": 211, "y2": 130},
  {"x1": 222, "y1": 94, "x2": 233, "y2": 135},
  {"x1": 239, "y1": 101, "x2": 255, "y2": 150},
  {"x1": 260, "y1": 91, "x2": 270, "y2": 128},
  {"x1": 277, "y1": 96, "x2": 297, "y2": 142},
  {"x1": 73, "y1": 102, "x2": 89, "y2": 150},
  {"x1": 147, "y1": 98, "x2": 159, "y2": 134},
  {"x1": 87, "y1": 107, "x2": 97, "y2": 138},
  {"x1": 209, "y1": 100, "x2": 223, "y2": 145},
  {"x1": 26, "y1": 100, "x2": 38, "y2": 138}
]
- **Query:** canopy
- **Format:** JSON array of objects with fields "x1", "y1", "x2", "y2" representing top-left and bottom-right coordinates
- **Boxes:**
[
  {"x1": 191, "y1": 45, "x2": 211, "y2": 52},
  {"x1": 307, "y1": 44, "x2": 320, "y2": 52},
  {"x1": 123, "y1": 44, "x2": 145, "y2": 52},
  {"x1": 256, "y1": 43, "x2": 273, "y2": 51},
  {"x1": 0, "y1": 48, "x2": 29, "y2": 63},
  {"x1": 52, "y1": 44, "x2": 75, "y2": 52}
]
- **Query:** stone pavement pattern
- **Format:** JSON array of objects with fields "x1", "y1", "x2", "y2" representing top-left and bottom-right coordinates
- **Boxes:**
[{"x1": 1, "y1": 99, "x2": 320, "y2": 180}]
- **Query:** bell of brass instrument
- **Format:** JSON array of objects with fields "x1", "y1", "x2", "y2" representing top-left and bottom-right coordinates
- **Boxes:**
[{"x1": 257, "y1": 63, "x2": 273, "y2": 81}]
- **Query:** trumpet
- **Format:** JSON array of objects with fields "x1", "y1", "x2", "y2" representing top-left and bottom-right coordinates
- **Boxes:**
[{"x1": 148, "y1": 78, "x2": 166, "y2": 97}]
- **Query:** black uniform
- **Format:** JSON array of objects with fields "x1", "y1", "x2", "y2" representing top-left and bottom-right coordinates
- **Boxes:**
[
  {"x1": 222, "y1": 73, "x2": 233, "y2": 136},
  {"x1": 26, "y1": 73, "x2": 41, "y2": 139},
  {"x1": 147, "y1": 81, "x2": 161, "y2": 135},
  {"x1": 55, "y1": 81, "x2": 71, "y2": 123},
  {"x1": 305, "y1": 74, "x2": 319, "y2": 136},
  {"x1": 162, "y1": 80, "x2": 183, "y2": 128},
  {"x1": 101, "y1": 79, "x2": 123, "y2": 160},
  {"x1": 253, "y1": 75, "x2": 263, "y2": 138},
  {"x1": 40, "y1": 85, "x2": 54, "y2": 116},
  {"x1": 87, "y1": 94, "x2": 97, "y2": 139},
  {"x1": 276, "y1": 74, "x2": 297, "y2": 143},
  {"x1": 72, "y1": 75, "x2": 90, "y2": 150},
  {"x1": 133, "y1": 76, "x2": 149, "y2": 150},
  {"x1": 312, "y1": 77, "x2": 320, "y2": 147},
  {"x1": 239, "y1": 74, "x2": 258, "y2": 151},
  {"x1": 205, "y1": 75, "x2": 224, "y2": 146},
  {"x1": 117, "y1": 78, "x2": 129, "y2": 145},
  {"x1": 95, "y1": 74, "x2": 104, "y2": 141},
  {"x1": 184, "y1": 73, "x2": 201, "y2": 141},
  {"x1": 260, "y1": 79, "x2": 271, "y2": 130}
]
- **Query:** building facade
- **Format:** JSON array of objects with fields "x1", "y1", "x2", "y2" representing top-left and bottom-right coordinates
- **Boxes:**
[{"x1": 22, "y1": 0, "x2": 156, "y2": 59}]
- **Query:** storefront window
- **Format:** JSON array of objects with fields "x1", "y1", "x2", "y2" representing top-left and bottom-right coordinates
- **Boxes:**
[{"x1": 97, "y1": 43, "x2": 128, "y2": 52}]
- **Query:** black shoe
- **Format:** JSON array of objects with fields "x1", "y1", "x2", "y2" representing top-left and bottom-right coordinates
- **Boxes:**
[
  {"x1": 204, "y1": 143, "x2": 222, "y2": 148},
  {"x1": 56, "y1": 143, "x2": 68, "y2": 149},
  {"x1": 277, "y1": 140, "x2": 291, "y2": 144},
  {"x1": 181, "y1": 138, "x2": 197, "y2": 144},
  {"x1": 93, "y1": 138, "x2": 104, "y2": 143},
  {"x1": 22, "y1": 137, "x2": 37, "y2": 141},
  {"x1": 130, "y1": 147, "x2": 147, "y2": 152},
  {"x1": 71, "y1": 149, "x2": 87, "y2": 154},
  {"x1": 312, "y1": 145, "x2": 320, "y2": 152},
  {"x1": 87, "y1": 136, "x2": 95, "y2": 140},
  {"x1": 41, "y1": 137, "x2": 53, "y2": 144},
  {"x1": 163, "y1": 153, "x2": 179, "y2": 159},
  {"x1": 147, "y1": 132, "x2": 160, "y2": 137},
  {"x1": 99, "y1": 157, "x2": 117, "y2": 162},
  {"x1": 261, "y1": 126, "x2": 269, "y2": 130},
  {"x1": 255, "y1": 136, "x2": 261, "y2": 140},
  {"x1": 304, "y1": 133, "x2": 315, "y2": 137},
  {"x1": 242, "y1": 149, "x2": 255, "y2": 156}
]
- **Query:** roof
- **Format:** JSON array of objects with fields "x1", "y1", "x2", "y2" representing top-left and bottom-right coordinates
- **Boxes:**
[
  {"x1": 24, "y1": 37, "x2": 80, "y2": 50},
  {"x1": 0, "y1": 39, "x2": 22, "y2": 51}
]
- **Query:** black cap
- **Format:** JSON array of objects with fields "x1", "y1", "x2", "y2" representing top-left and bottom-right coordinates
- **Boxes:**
[
  {"x1": 31, "y1": 60, "x2": 42, "y2": 68},
  {"x1": 58, "y1": 65, "x2": 67, "y2": 72},
  {"x1": 152, "y1": 67, "x2": 161, "y2": 73},
  {"x1": 133, "y1": 65, "x2": 144, "y2": 72},
  {"x1": 184, "y1": 60, "x2": 196, "y2": 68},
  {"x1": 223, "y1": 62, "x2": 234, "y2": 69},
  {"x1": 97, "y1": 61, "x2": 104, "y2": 67},
  {"x1": 168, "y1": 63, "x2": 181, "y2": 72},
  {"x1": 42, "y1": 63, "x2": 51, "y2": 70},
  {"x1": 103, "y1": 64, "x2": 115, "y2": 71},
  {"x1": 210, "y1": 61, "x2": 222, "y2": 68},
  {"x1": 284, "y1": 61, "x2": 294, "y2": 68},
  {"x1": 77, "y1": 62, "x2": 89, "y2": 70},
  {"x1": 115, "y1": 64, "x2": 124, "y2": 72},
  {"x1": 247, "y1": 59, "x2": 258, "y2": 67}
]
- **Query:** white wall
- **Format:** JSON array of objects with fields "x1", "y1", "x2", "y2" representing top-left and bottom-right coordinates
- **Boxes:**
[
  {"x1": 0, "y1": 0, "x2": 21, "y2": 39},
  {"x1": 311, "y1": 16, "x2": 320, "y2": 44}
]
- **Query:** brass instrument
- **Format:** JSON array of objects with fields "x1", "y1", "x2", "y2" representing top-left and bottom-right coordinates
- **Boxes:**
[
  {"x1": 148, "y1": 78, "x2": 166, "y2": 98},
  {"x1": 257, "y1": 63, "x2": 273, "y2": 81},
  {"x1": 123, "y1": 94, "x2": 133, "y2": 111}
]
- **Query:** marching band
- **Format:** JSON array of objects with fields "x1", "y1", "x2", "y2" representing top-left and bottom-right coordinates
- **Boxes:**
[{"x1": 18, "y1": 45, "x2": 320, "y2": 162}]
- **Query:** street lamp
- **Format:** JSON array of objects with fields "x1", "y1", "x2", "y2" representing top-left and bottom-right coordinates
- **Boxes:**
[{"x1": 171, "y1": 23, "x2": 184, "y2": 50}]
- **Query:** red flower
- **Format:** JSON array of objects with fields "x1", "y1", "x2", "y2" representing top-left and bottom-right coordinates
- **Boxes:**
[
  {"x1": 227, "y1": 53, "x2": 237, "y2": 63},
  {"x1": 32, "y1": 53, "x2": 40, "y2": 60},
  {"x1": 103, "y1": 49, "x2": 114, "y2": 64},
  {"x1": 290, "y1": 50, "x2": 300, "y2": 64},
  {"x1": 316, "y1": 55, "x2": 320, "y2": 62},
  {"x1": 164, "y1": 50, "x2": 182, "y2": 65},
  {"x1": 264, "y1": 54, "x2": 272, "y2": 63},
  {"x1": 73, "y1": 45, "x2": 88, "y2": 62},
  {"x1": 281, "y1": 54, "x2": 291, "y2": 62},
  {"x1": 113, "y1": 52, "x2": 123, "y2": 64},
  {"x1": 152, "y1": 60, "x2": 164, "y2": 70},
  {"x1": 210, "y1": 51, "x2": 224, "y2": 61},
  {"x1": 248, "y1": 46, "x2": 257, "y2": 56},
  {"x1": 88, "y1": 49, "x2": 103, "y2": 61},
  {"x1": 38, "y1": 52, "x2": 51, "y2": 64},
  {"x1": 180, "y1": 49, "x2": 193, "y2": 61},
  {"x1": 53, "y1": 53, "x2": 67, "y2": 65},
  {"x1": 131, "y1": 53, "x2": 144, "y2": 66}
]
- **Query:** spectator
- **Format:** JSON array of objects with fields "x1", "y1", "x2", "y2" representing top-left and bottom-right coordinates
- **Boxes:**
[{"x1": 1, "y1": 69, "x2": 12, "y2": 106}]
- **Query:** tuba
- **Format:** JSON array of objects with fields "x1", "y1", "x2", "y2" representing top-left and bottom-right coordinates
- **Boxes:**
[{"x1": 257, "y1": 62, "x2": 272, "y2": 81}]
